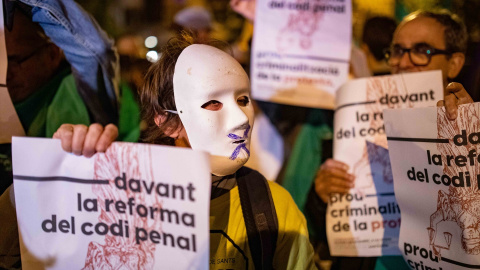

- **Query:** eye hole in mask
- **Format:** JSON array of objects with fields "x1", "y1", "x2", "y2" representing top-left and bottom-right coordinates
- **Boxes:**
[
  {"x1": 201, "y1": 100, "x2": 223, "y2": 111},
  {"x1": 237, "y1": 96, "x2": 250, "y2": 107}
]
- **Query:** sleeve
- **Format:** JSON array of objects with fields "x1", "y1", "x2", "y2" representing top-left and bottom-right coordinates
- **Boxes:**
[
  {"x1": 269, "y1": 182, "x2": 317, "y2": 270},
  {"x1": 19, "y1": 0, "x2": 119, "y2": 125},
  {"x1": 305, "y1": 183, "x2": 328, "y2": 242}
]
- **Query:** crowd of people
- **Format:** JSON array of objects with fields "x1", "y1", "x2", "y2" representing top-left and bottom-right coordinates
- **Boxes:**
[{"x1": 0, "y1": 0, "x2": 476, "y2": 269}]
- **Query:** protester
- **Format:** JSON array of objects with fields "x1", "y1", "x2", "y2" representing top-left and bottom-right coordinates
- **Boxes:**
[
  {"x1": 387, "y1": 10, "x2": 467, "y2": 91},
  {"x1": 0, "y1": 0, "x2": 118, "y2": 267},
  {"x1": 51, "y1": 34, "x2": 316, "y2": 269},
  {"x1": 5, "y1": 0, "x2": 119, "y2": 126},
  {"x1": 307, "y1": 9, "x2": 474, "y2": 270},
  {"x1": 314, "y1": 9, "x2": 471, "y2": 209},
  {"x1": 0, "y1": 0, "x2": 119, "y2": 193}
]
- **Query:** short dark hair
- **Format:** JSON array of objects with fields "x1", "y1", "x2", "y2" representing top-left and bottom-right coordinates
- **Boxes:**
[
  {"x1": 362, "y1": 16, "x2": 397, "y2": 61},
  {"x1": 139, "y1": 33, "x2": 231, "y2": 145},
  {"x1": 403, "y1": 10, "x2": 468, "y2": 54}
]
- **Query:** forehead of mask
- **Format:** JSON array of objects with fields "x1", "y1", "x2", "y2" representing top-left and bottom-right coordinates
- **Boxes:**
[{"x1": 173, "y1": 44, "x2": 253, "y2": 152}]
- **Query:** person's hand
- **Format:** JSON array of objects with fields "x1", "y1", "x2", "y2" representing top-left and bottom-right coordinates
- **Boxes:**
[
  {"x1": 314, "y1": 159, "x2": 355, "y2": 203},
  {"x1": 437, "y1": 82, "x2": 474, "y2": 120},
  {"x1": 53, "y1": 123, "x2": 118, "y2": 158},
  {"x1": 230, "y1": 0, "x2": 256, "y2": 22}
]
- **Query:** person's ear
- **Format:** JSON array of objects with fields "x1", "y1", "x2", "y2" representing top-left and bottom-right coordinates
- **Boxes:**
[
  {"x1": 46, "y1": 43, "x2": 64, "y2": 69},
  {"x1": 447, "y1": 52, "x2": 465, "y2": 79},
  {"x1": 153, "y1": 113, "x2": 165, "y2": 127},
  {"x1": 154, "y1": 113, "x2": 182, "y2": 138}
]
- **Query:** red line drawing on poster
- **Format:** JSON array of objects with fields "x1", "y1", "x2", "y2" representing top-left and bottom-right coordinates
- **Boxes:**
[
  {"x1": 83, "y1": 144, "x2": 162, "y2": 269},
  {"x1": 353, "y1": 76, "x2": 411, "y2": 190},
  {"x1": 276, "y1": 0, "x2": 324, "y2": 52},
  {"x1": 428, "y1": 104, "x2": 480, "y2": 257}
]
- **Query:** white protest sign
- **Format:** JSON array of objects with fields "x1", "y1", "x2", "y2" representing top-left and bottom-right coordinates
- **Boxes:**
[
  {"x1": 13, "y1": 138, "x2": 210, "y2": 269},
  {"x1": 0, "y1": 0, "x2": 25, "y2": 143},
  {"x1": 245, "y1": 111, "x2": 284, "y2": 181},
  {"x1": 327, "y1": 70, "x2": 443, "y2": 256},
  {"x1": 251, "y1": 0, "x2": 351, "y2": 109},
  {"x1": 385, "y1": 103, "x2": 480, "y2": 269}
]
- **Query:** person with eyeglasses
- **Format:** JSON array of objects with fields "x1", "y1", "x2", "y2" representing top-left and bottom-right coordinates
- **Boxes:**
[
  {"x1": 305, "y1": 9, "x2": 474, "y2": 270},
  {"x1": 385, "y1": 10, "x2": 467, "y2": 91},
  {"x1": 384, "y1": 9, "x2": 473, "y2": 116}
]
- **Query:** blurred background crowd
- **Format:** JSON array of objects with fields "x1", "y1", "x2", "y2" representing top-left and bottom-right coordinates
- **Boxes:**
[{"x1": 78, "y1": 0, "x2": 480, "y2": 101}]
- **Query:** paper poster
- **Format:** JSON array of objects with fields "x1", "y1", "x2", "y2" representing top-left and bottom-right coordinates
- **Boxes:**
[
  {"x1": 245, "y1": 111, "x2": 284, "y2": 181},
  {"x1": 327, "y1": 70, "x2": 443, "y2": 256},
  {"x1": 251, "y1": 0, "x2": 351, "y2": 109},
  {"x1": 385, "y1": 103, "x2": 480, "y2": 269},
  {"x1": 0, "y1": 0, "x2": 25, "y2": 143},
  {"x1": 13, "y1": 138, "x2": 210, "y2": 269}
]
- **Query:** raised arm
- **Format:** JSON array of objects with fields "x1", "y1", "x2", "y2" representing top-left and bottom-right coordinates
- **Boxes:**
[{"x1": 230, "y1": 0, "x2": 256, "y2": 22}]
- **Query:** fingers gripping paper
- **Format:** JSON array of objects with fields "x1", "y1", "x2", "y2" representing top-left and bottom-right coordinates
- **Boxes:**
[
  {"x1": 385, "y1": 103, "x2": 480, "y2": 269},
  {"x1": 327, "y1": 71, "x2": 443, "y2": 256},
  {"x1": 12, "y1": 138, "x2": 210, "y2": 269}
]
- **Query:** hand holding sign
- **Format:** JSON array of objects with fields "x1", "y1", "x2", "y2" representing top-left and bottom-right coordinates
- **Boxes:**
[
  {"x1": 53, "y1": 123, "x2": 118, "y2": 157},
  {"x1": 230, "y1": 0, "x2": 256, "y2": 22},
  {"x1": 314, "y1": 159, "x2": 355, "y2": 203},
  {"x1": 437, "y1": 82, "x2": 474, "y2": 120}
]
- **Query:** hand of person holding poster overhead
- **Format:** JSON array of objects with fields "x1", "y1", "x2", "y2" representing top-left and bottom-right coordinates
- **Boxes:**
[
  {"x1": 314, "y1": 159, "x2": 355, "y2": 203},
  {"x1": 230, "y1": 0, "x2": 256, "y2": 22},
  {"x1": 53, "y1": 123, "x2": 118, "y2": 158},
  {"x1": 437, "y1": 82, "x2": 474, "y2": 120}
]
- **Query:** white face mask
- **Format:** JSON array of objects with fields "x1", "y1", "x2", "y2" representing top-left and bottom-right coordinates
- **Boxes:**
[{"x1": 173, "y1": 44, "x2": 254, "y2": 176}]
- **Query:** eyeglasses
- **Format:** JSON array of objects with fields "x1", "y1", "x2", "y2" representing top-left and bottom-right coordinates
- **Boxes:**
[
  {"x1": 384, "y1": 43, "x2": 453, "y2": 67},
  {"x1": 7, "y1": 43, "x2": 50, "y2": 70}
]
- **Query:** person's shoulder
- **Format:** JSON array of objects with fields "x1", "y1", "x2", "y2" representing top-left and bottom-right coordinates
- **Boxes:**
[
  {"x1": 267, "y1": 181, "x2": 295, "y2": 200},
  {"x1": 268, "y1": 182, "x2": 304, "y2": 220},
  {"x1": 240, "y1": 166, "x2": 297, "y2": 206}
]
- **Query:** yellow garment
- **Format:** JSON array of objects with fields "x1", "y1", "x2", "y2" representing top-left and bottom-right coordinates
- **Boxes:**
[{"x1": 210, "y1": 181, "x2": 316, "y2": 270}]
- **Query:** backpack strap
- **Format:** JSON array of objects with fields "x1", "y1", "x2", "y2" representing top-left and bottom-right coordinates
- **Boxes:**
[{"x1": 237, "y1": 167, "x2": 278, "y2": 270}]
